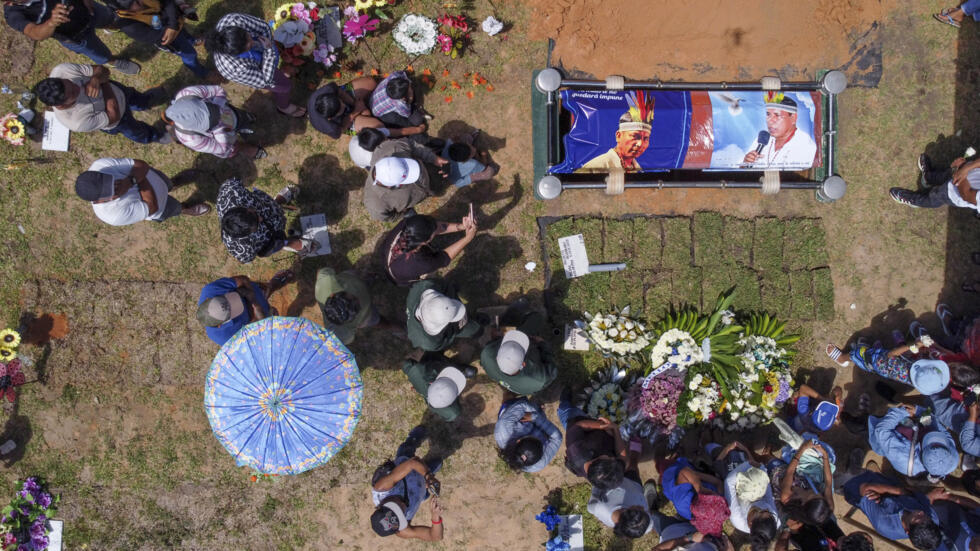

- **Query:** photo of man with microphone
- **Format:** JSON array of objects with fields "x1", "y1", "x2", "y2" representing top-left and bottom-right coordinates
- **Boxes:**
[{"x1": 741, "y1": 91, "x2": 817, "y2": 169}]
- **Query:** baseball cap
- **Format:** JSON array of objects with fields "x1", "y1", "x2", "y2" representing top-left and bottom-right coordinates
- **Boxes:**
[
  {"x1": 196, "y1": 291, "x2": 246, "y2": 327},
  {"x1": 374, "y1": 157, "x2": 421, "y2": 187},
  {"x1": 427, "y1": 366, "x2": 467, "y2": 408},
  {"x1": 921, "y1": 430, "x2": 958, "y2": 477},
  {"x1": 75, "y1": 171, "x2": 116, "y2": 202},
  {"x1": 370, "y1": 501, "x2": 407, "y2": 536},
  {"x1": 165, "y1": 96, "x2": 217, "y2": 134},
  {"x1": 810, "y1": 401, "x2": 840, "y2": 432},
  {"x1": 910, "y1": 359, "x2": 950, "y2": 396},
  {"x1": 416, "y1": 289, "x2": 466, "y2": 336},
  {"x1": 734, "y1": 466, "x2": 769, "y2": 502},
  {"x1": 496, "y1": 330, "x2": 530, "y2": 375}
]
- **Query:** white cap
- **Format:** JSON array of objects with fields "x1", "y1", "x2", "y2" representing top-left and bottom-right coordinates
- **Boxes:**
[
  {"x1": 416, "y1": 289, "x2": 466, "y2": 336},
  {"x1": 496, "y1": 330, "x2": 530, "y2": 375},
  {"x1": 427, "y1": 366, "x2": 467, "y2": 408},
  {"x1": 374, "y1": 157, "x2": 421, "y2": 187}
]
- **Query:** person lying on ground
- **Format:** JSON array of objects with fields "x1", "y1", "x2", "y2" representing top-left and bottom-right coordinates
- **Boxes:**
[
  {"x1": 842, "y1": 462, "x2": 944, "y2": 551},
  {"x1": 494, "y1": 397, "x2": 562, "y2": 473},
  {"x1": 163, "y1": 85, "x2": 266, "y2": 160},
  {"x1": 205, "y1": 13, "x2": 306, "y2": 118},
  {"x1": 309, "y1": 80, "x2": 428, "y2": 141},
  {"x1": 370, "y1": 426, "x2": 444, "y2": 541},
  {"x1": 217, "y1": 178, "x2": 316, "y2": 263},
  {"x1": 442, "y1": 130, "x2": 500, "y2": 188},
  {"x1": 558, "y1": 387, "x2": 627, "y2": 491},
  {"x1": 586, "y1": 433, "x2": 654, "y2": 539},
  {"x1": 196, "y1": 271, "x2": 293, "y2": 345},
  {"x1": 36, "y1": 63, "x2": 168, "y2": 144},
  {"x1": 769, "y1": 439, "x2": 836, "y2": 531},
  {"x1": 381, "y1": 213, "x2": 476, "y2": 286},
  {"x1": 868, "y1": 405, "x2": 959, "y2": 482},
  {"x1": 314, "y1": 267, "x2": 401, "y2": 345},
  {"x1": 401, "y1": 357, "x2": 475, "y2": 422},
  {"x1": 363, "y1": 140, "x2": 449, "y2": 221},
  {"x1": 890, "y1": 153, "x2": 980, "y2": 214},
  {"x1": 370, "y1": 71, "x2": 431, "y2": 129},
  {"x1": 3, "y1": 0, "x2": 140, "y2": 73},
  {"x1": 405, "y1": 279, "x2": 482, "y2": 352},
  {"x1": 934, "y1": 1, "x2": 980, "y2": 28},
  {"x1": 101, "y1": 0, "x2": 210, "y2": 78},
  {"x1": 74, "y1": 158, "x2": 210, "y2": 226}
]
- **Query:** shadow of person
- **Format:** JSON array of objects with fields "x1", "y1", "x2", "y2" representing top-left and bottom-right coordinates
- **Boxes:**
[
  {"x1": 297, "y1": 153, "x2": 366, "y2": 222},
  {"x1": 239, "y1": 90, "x2": 310, "y2": 149},
  {"x1": 434, "y1": 119, "x2": 506, "y2": 152},
  {"x1": 282, "y1": 229, "x2": 365, "y2": 318},
  {"x1": 448, "y1": 176, "x2": 523, "y2": 230},
  {"x1": 420, "y1": 392, "x2": 492, "y2": 464},
  {"x1": 0, "y1": 397, "x2": 31, "y2": 467},
  {"x1": 441, "y1": 234, "x2": 523, "y2": 311},
  {"x1": 181, "y1": 154, "x2": 257, "y2": 204}
]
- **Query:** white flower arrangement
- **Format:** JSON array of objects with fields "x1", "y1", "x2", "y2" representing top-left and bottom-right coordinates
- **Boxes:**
[
  {"x1": 586, "y1": 382, "x2": 627, "y2": 422},
  {"x1": 481, "y1": 16, "x2": 504, "y2": 36},
  {"x1": 392, "y1": 13, "x2": 438, "y2": 56},
  {"x1": 580, "y1": 309, "x2": 651, "y2": 358},
  {"x1": 720, "y1": 310, "x2": 735, "y2": 326},
  {"x1": 649, "y1": 329, "x2": 703, "y2": 375}
]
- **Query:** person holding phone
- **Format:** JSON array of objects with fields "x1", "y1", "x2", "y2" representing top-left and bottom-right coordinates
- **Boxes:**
[
  {"x1": 370, "y1": 426, "x2": 444, "y2": 542},
  {"x1": 4, "y1": 0, "x2": 141, "y2": 73},
  {"x1": 380, "y1": 213, "x2": 477, "y2": 286}
]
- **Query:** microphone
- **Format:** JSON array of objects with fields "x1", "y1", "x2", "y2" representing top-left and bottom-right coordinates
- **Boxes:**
[{"x1": 755, "y1": 130, "x2": 771, "y2": 154}]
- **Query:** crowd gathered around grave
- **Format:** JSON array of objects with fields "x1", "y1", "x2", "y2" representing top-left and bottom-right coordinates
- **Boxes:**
[{"x1": 9, "y1": 0, "x2": 980, "y2": 549}]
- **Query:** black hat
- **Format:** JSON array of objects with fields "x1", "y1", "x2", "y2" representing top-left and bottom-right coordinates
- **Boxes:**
[
  {"x1": 370, "y1": 501, "x2": 407, "y2": 536},
  {"x1": 75, "y1": 171, "x2": 116, "y2": 202}
]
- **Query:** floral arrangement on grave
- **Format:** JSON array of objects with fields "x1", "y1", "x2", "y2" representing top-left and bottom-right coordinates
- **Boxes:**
[
  {"x1": 436, "y1": 13, "x2": 470, "y2": 58},
  {"x1": 392, "y1": 13, "x2": 438, "y2": 56},
  {"x1": 0, "y1": 477, "x2": 59, "y2": 551},
  {"x1": 0, "y1": 330, "x2": 26, "y2": 404},
  {"x1": 577, "y1": 306, "x2": 651, "y2": 362},
  {"x1": 271, "y1": 3, "x2": 338, "y2": 67},
  {"x1": 575, "y1": 366, "x2": 636, "y2": 424},
  {"x1": 0, "y1": 114, "x2": 26, "y2": 146},
  {"x1": 481, "y1": 15, "x2": 503, "y2": 37},
  {"x1": 354, "y1": 0, "x2": 396, "y2": 19},
  {"x1": 342, "y1": 6, "x2": 380, "y2": 44}
]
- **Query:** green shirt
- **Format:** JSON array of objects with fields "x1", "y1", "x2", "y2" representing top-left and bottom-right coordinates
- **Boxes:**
[
  {"x1": 315, "y1": 267, "x2": 372, "y2": 344},
  {"x1": 401, "y1": 359, "x2": 460, "y2": 421},
  {"x1": 405, "y1": 279, "x2": 481, "y2": 351},
  {"x1": 480, "y1": 339, "x2": 558, "y2": 395}
]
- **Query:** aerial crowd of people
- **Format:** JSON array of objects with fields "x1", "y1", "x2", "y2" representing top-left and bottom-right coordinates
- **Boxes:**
[{"x1": 6, "y1": 0, "x2": 980, "y2": 548}]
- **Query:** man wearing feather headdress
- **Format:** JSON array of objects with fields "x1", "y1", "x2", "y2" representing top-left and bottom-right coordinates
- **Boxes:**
[
  {"x1": 577, "y1": 91, "x2": 653, "y2": 173},
  {"x1": 742, "y1": 92, "x2": 817, "y2": 169}
]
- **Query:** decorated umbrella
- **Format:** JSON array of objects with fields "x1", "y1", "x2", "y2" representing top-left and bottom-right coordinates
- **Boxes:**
[{"x1": 204, "y1": 316, "x2": 362, "y2": 475}]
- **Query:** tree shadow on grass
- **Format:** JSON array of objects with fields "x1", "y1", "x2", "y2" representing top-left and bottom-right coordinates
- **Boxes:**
[{"x1": 0, "y1": 397, "x2": 31, "y2": 468}]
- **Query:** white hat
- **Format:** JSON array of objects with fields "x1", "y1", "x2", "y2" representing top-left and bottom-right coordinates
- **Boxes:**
[
  {"x1": 374, "y1": 157, "x2": 421, "y2": 187},
  {"x1": 427, "y1": 366, "x2": 467, "y2": 408},
  {"x1": 734, "y1": 466, "x2": 769, "y2": 502},
  {"x1": 416, "y1": 289, "x2": 466, "y2": 336},
  {"x1": 496, "y1": 330, "x2": 530, "y2": 375}
]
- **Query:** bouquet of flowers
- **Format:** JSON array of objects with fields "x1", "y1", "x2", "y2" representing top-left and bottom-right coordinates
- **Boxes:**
[
  {"x1": 342, "y1": 11, "x2": 380, "y2": 44},
  {"x1": 677, "y1": 365, "x2": 725, "y2": 425},
  {"x1": 0, "y1": 477, "x2": 59, "y2": 551},
  {"x1": 271, "y1": 3, "x2": 339, "y2": 67},
  {"x1": 577, "y1": 306, "x2": 651, "y2": 360},
  {"x1": 649, "y1": 329, "x2": 703, "y2": 376},
  {"x1": 630, "y1": 370, "x2": 685, "y2": 432},
  {"x1": 392, "y1": 13, "x2": 438, "y2": 55},
  {"x1": 354, "y1": 0, "x2": 395, "y2": 19},
  {"x1": 436, "y1": 13, "x2": 470, "y2": 58},
  {"x1": 576, "y1": 366, "x2": 635, "y2": 423},
  {"x1": 0, "y1": 114, "x2": 26, "y2": 146}
]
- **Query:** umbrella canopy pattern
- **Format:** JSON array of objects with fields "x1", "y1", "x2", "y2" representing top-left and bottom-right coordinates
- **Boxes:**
[{"x1": 205, "y1": 316, "x2": 362, "y2": 475}]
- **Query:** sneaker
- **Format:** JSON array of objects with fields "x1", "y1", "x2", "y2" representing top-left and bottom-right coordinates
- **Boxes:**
[
  {"x1": 889, "y1": 187, "x2": 921, "y2": 208},
  {"x1": 643, "y1": 479, "x2": 660, "y2": 510},
  {"x1": 181, "y1": 203, "x2": 211, "y2": 216},
  {"x1": 963, "y1": 454, "x2": 979, "y2": 471},
  {"x1": 918, "y1": 153, "x2": 932, "y2": 173},
  {"x1": 108, "y1": 59, "x2": 141, "y2": 75}
]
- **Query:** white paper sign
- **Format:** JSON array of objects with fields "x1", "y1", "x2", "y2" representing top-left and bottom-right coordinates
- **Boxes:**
[
  {"x1": 563, "y1": 324, "x2": 590, "y2": 351},
  {"x1": 47, "y1": 519, "x2": 63, "y2": 551},
  {"x1": 300, "y1": 214, "x2": 331, "y2": 256},
  {"x1": 558, "y1": 515, "x2": 584, "y2": 551},
  {"x1": 559, "y1": 234, "x2": 590, "y2": 278},
  {"x1": 41, "y1": 111, "x2": 69, "y2": 152}
]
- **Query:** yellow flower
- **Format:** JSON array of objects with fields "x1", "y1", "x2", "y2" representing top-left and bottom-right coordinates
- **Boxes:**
[
  {"x1": 274, "y1": 3, "x2": 296, "y2": 24},
  {"x1": 354, "y1": 0, "x2": 373, "y2": 11},
  {"x1": 0, "y1": 348, "x2": 14, "y2": 361},
  {"x1": 0, "y1": 329, "x2": 19, "y2": 349},
  {"x1": 373, "y1": 0, "x2": 387, "y2": 6}
]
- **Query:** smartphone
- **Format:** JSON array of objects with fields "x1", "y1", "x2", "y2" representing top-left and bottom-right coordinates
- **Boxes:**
[{"x1": 468, "y1": 202, "x2": 473, "y2": 221}]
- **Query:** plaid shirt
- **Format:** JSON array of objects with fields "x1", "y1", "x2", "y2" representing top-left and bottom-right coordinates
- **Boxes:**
[
  {"x1": 370, "y1": 71, "x2": 412, "y2": 118},
  {"x1": 212, "y1": 13, "x2": 279, "y2": 89}
]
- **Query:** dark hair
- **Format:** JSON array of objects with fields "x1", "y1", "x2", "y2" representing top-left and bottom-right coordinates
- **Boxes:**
[
  {"x1": 358, "y1": 128, "x2": 387, "y2": 152},
  {"x1": 392, "y1": 214, "x2": 438, "y2": 255},
  {"x1": 205, "y1": 26, "x2": 251, "y2": 56},
  {"x1": 35, "y1": 79, "x2": 66, "y2": 106},
  {"x1": 322, "y1": 292, "x2": 360, "y2": 325},
  {"x1": 838, "y1": 533, "x2": 874, "y2": 551},
  {"x1": 448, "y1": 143, "x2": 473, "y2": 163},
  {"x1": 314, "y1": 93, "x2": 342, "y2": 119},
  {"x1": 613, "y1": 508, "x2": 650, "y2": 539},
  {"x1": 950, "y1": 362, "x2": 980, "y2": 388},
  {"x1": 963, "y1": 470, "x2": 980, "y2": 498},
  {"x1": 748, "y1": 514, "x2": 778, "y2": 551},
  {"x1": 908, "y1": 519, "x2": 943, "y2": 551},
  {"x1": 386, "y1": 77, "x2": 411, "y2": 100},
  {"x1": 784, "y1": 496, "x2": 831, "y2": 527},
  {"x1": 501, "y1": 437, "x2": 543, "y2": 472},
  {"x1": 586, "y1": 457, "x2": 624, "y2": 491},
  {"x1": 220, "y1": 207, "x2": 259, "y2": 238}
]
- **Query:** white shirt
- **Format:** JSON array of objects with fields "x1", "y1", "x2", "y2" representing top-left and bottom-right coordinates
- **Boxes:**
[
  {"x1": 723, "y1": 462, "x2": 780, "y2": 534},
  {"x1": 947, "y1": 168, "x2": 980, "y2": 211},
  {"x1": 348, "y1": 128, "x2": 390, "y2": 169},
  {"x1": 88, "y1": 158, "x2": 169, "y2": 226},
  {"x1": 745, "y1": 129, "x2": 817, "y2": 169},
  {"x1": 587, "y1": 478, "x2": 653, "y2": 534}
]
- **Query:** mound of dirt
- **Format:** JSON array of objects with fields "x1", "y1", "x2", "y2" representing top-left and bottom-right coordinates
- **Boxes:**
[{"x1": 528, "y1": 0, "x2": 884, "y2": 85}]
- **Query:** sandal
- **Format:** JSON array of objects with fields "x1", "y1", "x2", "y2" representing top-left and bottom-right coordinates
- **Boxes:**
[
  {"x1": 277, "y1": 104, "x2": 307, "y2": 118},
  {"x1": 253, "y1": 147, "x2": 268, "y2": 160},
  {"x1": 909, "y1": 321, "x2": 928, "y2": 342},
  {"x1": 826, "y1": 344, "x2": 851, "y2": 367},
  {"x1": 276, "y1": 185, "x2": 299, "y2": 204},
  {"x1": 269, "y1": 269, "x2": 295, "y2": 287},
  {"x1": 934, "y1": 8, "x2": 962, "y2": 28},
  {"x1": 936, "y1": 302, "x2": 954, "y2": 336}
]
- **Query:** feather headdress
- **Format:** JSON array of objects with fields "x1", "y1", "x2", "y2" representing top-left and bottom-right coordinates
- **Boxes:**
[
  {"x1": 764, "y1": 91, "x2": 797, "y2": 113},
  {"x1": 619, "y1": 91, "x2": 655, "y2": 132}
]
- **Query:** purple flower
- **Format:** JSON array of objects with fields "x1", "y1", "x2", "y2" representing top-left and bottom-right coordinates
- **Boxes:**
[
  {"x1": 30, "y1": 534, "x2": 48, "y2": 550},
  {"x1": 19, "y1": 505, "x2": 30, "y2": 516},
  {"x1": 776, "y1": 379, "x2": 792, "y2": 402},
  {"x1": 18, "y1": 544, "x2": 30, "y2": 551},
  {"x1": 36, "y1": 493, "x2": 50, "y2": 508},
  {"x1": 342, "y1": 14, "x2": 379, "y2": 43},
  {"x1": 30, "y1": 521, "x2": 45, "y2": 537},
  {"x1": 22, "y1": 479, "x2": 39, "y2": 494}
]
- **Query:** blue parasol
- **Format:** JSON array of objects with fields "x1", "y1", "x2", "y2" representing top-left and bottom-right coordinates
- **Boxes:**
[{"x1": 204, "y1": 316, "x2": 362, "y2": 475}]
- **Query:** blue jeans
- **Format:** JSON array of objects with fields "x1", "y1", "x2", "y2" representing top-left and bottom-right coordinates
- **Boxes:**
[
  {"x1": 651, "y1": 513, "x2": 694, "y2": 539},
  {"x1": 167, "y1": 30, "x2": 209, "y2": 78},
  {"x1": 964, "y1": 0, "x2": 980, "y2": 20},
  {"x1": 58, "y1": 3, "x2": 116, "y2": 65},
  {"x1": 100, "y1": 83, "x2": 162, "y2": 144},
  {"x1": 558, "y1": 395, "x2": 587, "y2": 429}
]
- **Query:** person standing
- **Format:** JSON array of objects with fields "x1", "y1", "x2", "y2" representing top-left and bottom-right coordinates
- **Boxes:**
[
  {"x1": 868, "y1": 406, "x2": 959, "y2": 481},
  {"x1": 3, "y1": 0, "x2": 140, "y2": 73},
  {"x1": 196, "y1": 272, "x2": 293, "y2": 346},
  {"x1": 380, "y1": 213, "x2": 476, "y2": 286},
  {"x1": 101, "y1": 0, "x2": 209, "y2": 78},
  {"x1": 401, "y1": 359, "x2": 474, "y2": 422},
  {"x1": 74, "y1": 158, "x2": 210, "y2": 226},
  {"x1": 216, "y1": 178, "x2": 315, "y2": 263},
  {"x1": 842, "y1": 465, "x2": 944, "y2": 550},
  {"x1": 480, "y1": 320, "x2": 558, "y2": 396},
  {"x1": 363, "y1": 140, "x2": 448, "y2": 222},
  {"x1": 163, "y1": 85, "x2": 266, "y2": 160},
  {"x1": 370, "y1": 426, "x2": 444, "y2": 541},
  {"x1": 314, "y1": 267, "x2": 398, "y2": 345},
  {"x1": 405, "y1": 279, "x2": 482, "y2": 352}
]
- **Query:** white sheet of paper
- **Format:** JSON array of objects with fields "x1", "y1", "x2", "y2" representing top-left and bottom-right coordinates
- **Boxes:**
[
  {"x1": 47, "y1": 519, "x2": 63, "y2": 551},
  {"x1": 563, "y1": 324, "x2": 590, "y2": 351},
  {"x1": 558, "y1": 514, "x2": 584, "y2": 551},
  {"x1": 558, "y1": 234, "x2": 590, "y2": 278},
  {"x1": 41, "y1": 111, "x2": 69, "y2": 152},
  {"x1": 300, "y1": 214, "x2": 331, "y2": 256}
]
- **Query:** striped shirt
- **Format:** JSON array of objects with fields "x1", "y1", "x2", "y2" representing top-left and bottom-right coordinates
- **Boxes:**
[{"x1": 172, "y1": 85, "x2": 239, "y2": 158}]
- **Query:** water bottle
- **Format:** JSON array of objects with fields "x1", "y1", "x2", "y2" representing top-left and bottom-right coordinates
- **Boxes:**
[{"x1": 151, "y1": 15, "x2": 162, "y2": 30}]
